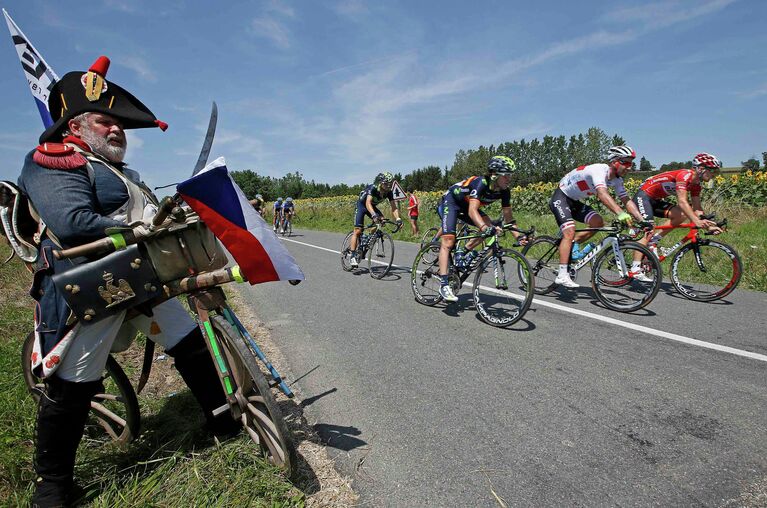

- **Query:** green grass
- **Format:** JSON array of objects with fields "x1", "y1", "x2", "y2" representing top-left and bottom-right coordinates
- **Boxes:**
[
  {"x1": 0, "y1": 242, "x2": 303, "y2": 507},
  {"x1": 291, "y1": 205, "x2": 767, "y2": 292}
]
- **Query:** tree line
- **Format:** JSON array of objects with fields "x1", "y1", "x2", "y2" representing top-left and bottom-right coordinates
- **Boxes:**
[{"x1": 230, "y1": 128, "x2": 764, "y2": 200}]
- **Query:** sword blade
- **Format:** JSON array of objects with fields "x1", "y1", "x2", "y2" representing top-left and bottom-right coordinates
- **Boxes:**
[{"x1": 192, "y1": 101, "x2": 217, "y2": 175}]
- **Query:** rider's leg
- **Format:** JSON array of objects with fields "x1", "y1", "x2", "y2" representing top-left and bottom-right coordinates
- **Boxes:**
[{"x1": 573, "y1": 212, "x2": 602, "y2": 244}]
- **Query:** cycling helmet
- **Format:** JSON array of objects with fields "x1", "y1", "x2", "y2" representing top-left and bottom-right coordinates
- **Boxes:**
[
  {"x1": 374, "y1": 172, "x2": 395, "y2": 185},
  {"x1": 286, "y1": 197, "x2": 293, "y2": 202},
  {"x1": 692, "y1": 152, "x2": 722, "y2": 170},
  {"x1": 256, "y1": 194, "x2": 263, "y2": 200},
  {"x1": 277, "y1": 197, "x2": 283, "y2": 202},
  {"x1": 607, "y1": 145, "x2": 636, "y2": 162},
  {"x1": 488, "y1": 155, "x2": 517, "y2": 174}
]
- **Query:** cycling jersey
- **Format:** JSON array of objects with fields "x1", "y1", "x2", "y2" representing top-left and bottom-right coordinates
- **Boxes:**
[
  {"x1": 281, "y1": 202, "x2": 294, "y2": 215},
  {"x1": 358, "y1": 184, "x2": 393, "y2": 206},
  {"x1": 558, "y1": 163, "x2": 628, "y2": 201},
  {"x1": 447, "y1": 176, "x2": 511, "y2": 209},
  {"x1": 639, "y1": 169, "x2": 701, "y2": 200},
  {"x1": 273, "y1": 201, "x2": 283, "y2": 211}
]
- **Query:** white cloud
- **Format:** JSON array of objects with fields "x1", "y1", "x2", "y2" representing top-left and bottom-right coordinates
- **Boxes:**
[
  {"x1": 125, "y1": 131, "x2": 144, "y2": 150},
  {"x1": 266, "y1": 0, "x2": 295, "y2": 18},
  {"x1": 602, "y1": 0, "x2": 738, "y2": 30},
  {"x1": 739, "y1": 81, "x2": 767, "y2": 99},
  {"x1": 117, "y1": 55, "x2": 157, "y2": 82},
  {"x1": 332, "y1": 0, "x2": 368, "y2": 19},
  {"x1": 104, "y1": 0, "x2": 136, "y2": 13},
  {"x1": 250, "y1": 16, "x2": 292, "y2": 49}
]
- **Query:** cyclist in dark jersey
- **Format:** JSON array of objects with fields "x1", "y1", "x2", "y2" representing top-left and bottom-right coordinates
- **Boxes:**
[
  {"x1": 272, "y1": 197, "x2": 283, "y2": 232},
  {"x1": 436, "y1": 156, "x2": 522, "y2": 302},
  {"x1": 349, "y1": 172, "x2": 402, "y2": 267},
  {"x1": 280, "y1": 197, "x2": 295, "y2": 233}
]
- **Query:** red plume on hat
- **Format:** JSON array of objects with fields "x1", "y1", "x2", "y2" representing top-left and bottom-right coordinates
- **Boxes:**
[{"x1": 39, "y1": 55, "x2": 168, "y2": 144}]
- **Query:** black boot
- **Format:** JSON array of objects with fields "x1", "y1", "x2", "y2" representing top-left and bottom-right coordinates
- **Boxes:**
[
  {"x1": 166, "y1": 327, "x2": 240, "y2": 438},
  {"x1": 32, "y1": 377, "x2": 102, "y2": 508}
]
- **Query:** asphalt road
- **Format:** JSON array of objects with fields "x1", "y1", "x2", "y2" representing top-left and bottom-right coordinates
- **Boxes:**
[{"x1": 235, "y1": 228, "x2": 767, "y2": 507}]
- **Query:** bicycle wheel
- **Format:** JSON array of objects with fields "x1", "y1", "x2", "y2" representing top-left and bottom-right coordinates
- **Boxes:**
[
  {"x1": 670, "y1": 240, "x2": 742, "y2": 302},
  {"x1": 21, "y1": 332, "x2": 140, "y2": 445},
  {"x1": 340, "y1": 231, "x2": 356, "y2": 271},
  {"x1": 473, "y1": 249, "x2": 534, "y2": 327},
  {"x1": 521, "y1": 236, "x2": 560, "y2": 295},
  {"x1": 368, "y1": 231, "x2": 394, "y2": 279},
  {"x1": 591, "y1": 240, "x2": 661, "y2": 312},
  {"x1": 420, "y1": 227, "x2": 440, "y2": 250},
  {"x1": 411, "y1": 243, "x2": 443, "y2": 306},
  {"x1": 210, "y1": 315, "x2": 296, "y2": 474},
  {"x1": 286, "y1": 220, "x2": 292, "y2": 237}
]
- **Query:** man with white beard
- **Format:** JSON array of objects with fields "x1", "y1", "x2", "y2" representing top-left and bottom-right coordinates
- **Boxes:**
[{"x1": 18, "y1": 56, "x2": 238, "y2": 507}]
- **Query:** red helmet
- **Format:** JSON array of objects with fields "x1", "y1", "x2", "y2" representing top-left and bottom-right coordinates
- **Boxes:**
[{"x1": 692, "y1": 153, "x2": 722, "y2": 170}]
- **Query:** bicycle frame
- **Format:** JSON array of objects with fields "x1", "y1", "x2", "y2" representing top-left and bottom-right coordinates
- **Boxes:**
[
  {"x1": 545, "y1": 226, "x2": 631, "y2": 278},
  {"x1": 647, "y1": 221, "x2": 709, "y2": 263},
  {"x1": 452, "y1": 224, "x2": 534, "y2": 283}
]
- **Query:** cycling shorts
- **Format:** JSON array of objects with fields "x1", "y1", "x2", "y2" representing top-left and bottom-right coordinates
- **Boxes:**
[
  {"x1": 354, "y1": 202, "x2": 383, "y2": 228},
  {"x1": 632, "y1": 190, "x2": 674, "y2": 222},
  {"x1": 549, "y1": 188, "x2": 599, "y2": 231},
  {"x1": 437, "y1": 196, "x2": 486, "y2": 236}
]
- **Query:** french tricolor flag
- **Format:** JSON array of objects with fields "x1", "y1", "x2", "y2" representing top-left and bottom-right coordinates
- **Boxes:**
[{"x1": 177, "y1": 157, "x2": 305, "y2": 284}]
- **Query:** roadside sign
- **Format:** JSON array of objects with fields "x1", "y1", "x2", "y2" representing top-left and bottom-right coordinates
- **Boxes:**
[{"x1": 391, "y1": 180, "x2": 406, "y2": 201}]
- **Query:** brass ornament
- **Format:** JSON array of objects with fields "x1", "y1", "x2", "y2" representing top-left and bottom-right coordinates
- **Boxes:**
[{"x1": 97, "y1": 271, "x2": 135, "y2": 308}]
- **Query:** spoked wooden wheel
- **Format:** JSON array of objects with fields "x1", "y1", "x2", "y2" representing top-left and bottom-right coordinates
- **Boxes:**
[
  {"x1": 210, "y1": 316, "x2": 296, "y2": 474},
  {"x1": 21, "y1": 332, "x2": 140, "y2": 445}
]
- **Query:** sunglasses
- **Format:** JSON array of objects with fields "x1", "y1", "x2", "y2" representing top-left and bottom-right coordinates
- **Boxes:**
[{"x1": 618, "y1": 158, "x2": 634, "y2": 166}]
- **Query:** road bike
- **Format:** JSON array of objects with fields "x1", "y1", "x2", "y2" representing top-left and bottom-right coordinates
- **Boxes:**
[
  {"x1": 21, "y1": 197, "x2": 297, "y2": 473},
  {"x1": 341, "y1": 219, "x2": 402, "y2": 279},
  {"x1": 522, "y1": 221, "x2": 662, "y2": 312},
  {"x1": 280, "y1": 213, "x2": 293, "y2": 237},
  {"x1": 643, "y1": 214, "x2": 742, "y2": 302},
  {"x1": 411, "y1": 223, "x2": 535, "y2": 327}
]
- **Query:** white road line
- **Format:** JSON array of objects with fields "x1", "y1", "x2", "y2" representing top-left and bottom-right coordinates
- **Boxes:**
[{"x1": 282, "y1": 237, "x2": 767, "y2": 363}]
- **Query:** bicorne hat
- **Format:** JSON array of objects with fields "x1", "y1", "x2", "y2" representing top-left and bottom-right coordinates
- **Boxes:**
[{"x1": 39, "y1": 55, "x2": 167, "y2": 143}]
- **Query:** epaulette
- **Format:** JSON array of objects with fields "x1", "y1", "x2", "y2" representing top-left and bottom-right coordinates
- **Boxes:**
[{"x1": 33, "y1": 143, "x2": 88, "y2": 170}]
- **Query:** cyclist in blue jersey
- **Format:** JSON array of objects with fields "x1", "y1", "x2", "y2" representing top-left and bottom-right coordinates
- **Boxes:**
[
  {"x1": 349, "y1": 172, "x2": 402, "y2": 267},
  {"x1": 272, "y1": 197, "x2": 283, "y2": 232},
  {"x1": 280, "y1": 197, "x2": 295, "y2": 233},
  {"x1": 436, "y1": 156, "x2": 522, "y2": 302}
]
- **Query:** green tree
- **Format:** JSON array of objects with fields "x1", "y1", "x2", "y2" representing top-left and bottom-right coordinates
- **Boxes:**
[
  {"x1": 639, "y1": 156, "x2": 654, "y2": 172},
  {"x1": 762, "y1": 152, "x2": 767, "y2": 169},
  {"x1": 741, "y1": 158, "x2": 760, "y2": 171}
]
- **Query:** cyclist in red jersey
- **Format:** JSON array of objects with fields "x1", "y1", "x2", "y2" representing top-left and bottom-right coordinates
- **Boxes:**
[{"x1": 631, "y1": 153, "x2": 723, "y2": 262}]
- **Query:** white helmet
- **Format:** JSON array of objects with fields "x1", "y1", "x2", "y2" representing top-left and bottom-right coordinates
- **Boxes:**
[
  {"x1": 607, "y1": 145, "x2": 636, "y2": 162},
  {"x1": 286, "y1": 197, "x2": 293, "y2": 202}
]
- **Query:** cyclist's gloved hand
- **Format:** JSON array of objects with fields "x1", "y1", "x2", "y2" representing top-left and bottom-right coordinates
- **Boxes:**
[
  {"x1": 395, "y1": 218, "x2": 403, "y2": 226},
  {"x1": 482, "y1": 225, "x2": 495, "y2": 237},
  {"x1": 617, "y1": 212, "x2": 632, "y2": 225},
  {"x1": 372, "y1": 214, "x2": 383, "y2": 224}
]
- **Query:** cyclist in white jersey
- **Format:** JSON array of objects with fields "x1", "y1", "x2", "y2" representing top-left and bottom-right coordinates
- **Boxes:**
[{"x1": 548, "y1": 145, "x2": 644, "y2": 288}]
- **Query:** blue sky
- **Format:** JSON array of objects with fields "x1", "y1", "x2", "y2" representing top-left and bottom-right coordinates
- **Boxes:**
[{"x1": 0, "y1": 0, "x2": 765, "y2": 189}]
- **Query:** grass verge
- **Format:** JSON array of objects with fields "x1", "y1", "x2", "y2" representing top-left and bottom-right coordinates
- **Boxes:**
[{"x1": 0, "y1": 242, "x2": 303, "y2": 507}]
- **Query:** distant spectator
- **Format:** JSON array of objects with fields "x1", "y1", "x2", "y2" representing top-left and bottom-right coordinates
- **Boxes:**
[{"x1": 407, "y1": 188, "x2": 419, "y2": 235}]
